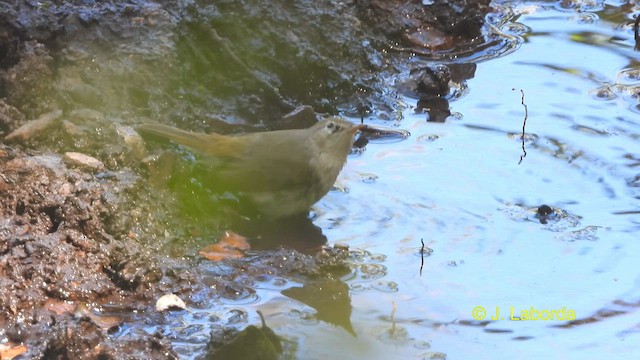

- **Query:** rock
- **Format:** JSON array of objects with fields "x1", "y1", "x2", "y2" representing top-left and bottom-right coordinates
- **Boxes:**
[
  {"x1": 116, "y1": 124, "x2": 147, "y2": 160},
  {"x1": 395, "y1": 65, "x2": 451, "y2": 100},
  {"x1": 0, "y1": 100, "x2": 26, "y2": 135},
  {"x1": 62, "y1": 119, "x2": 82, "y2": 136},
  {"x1": 63, "y1": 152, "x2": 104, "y2": 171},
  {"x1": 156, "y1": 294, "x2": 187, "y2": 312},
  {"x1": 3, "y1": 110, "x2": 63, "y2": 143},
  {"x1": 2, "y1": 41, "x2": 54, "y2": 115}
]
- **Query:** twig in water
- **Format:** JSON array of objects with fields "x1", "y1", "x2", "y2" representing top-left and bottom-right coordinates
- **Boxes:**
[
  {"x1": 420, "y1": 238, "x2": 425, "y2": 276},
  {"x1": 390, "y1": 301, "x2": 397, "y2": 335},
  {"x1": 513, "y1": 88, "x2": 528, "y2": 165},
  {"x1": 634, "y1": 15, "x2": 640, "y2": 51}
]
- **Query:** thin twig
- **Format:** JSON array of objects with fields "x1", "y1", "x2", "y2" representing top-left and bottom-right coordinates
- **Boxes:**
[
  {"x1": 390, "y1": 301, "x2": 397, "y2": 335},
  {"x1": 514, "y1": 88, "x2": 528, "y2": 165},
  {"x1": 634, "y1": 15, "x2": 640, "y2": 51},
  {"x1": 420, "y1": 238, "x2": 425, "y2": 276}
]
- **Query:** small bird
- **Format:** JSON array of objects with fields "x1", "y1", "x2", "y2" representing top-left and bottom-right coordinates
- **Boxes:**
[{"x1": 138, "y1": 117, "x2": 364, "y2": 219}]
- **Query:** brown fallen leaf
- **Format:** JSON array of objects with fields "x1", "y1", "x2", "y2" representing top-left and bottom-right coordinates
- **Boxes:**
[
  {"x1": 220, "y1": 231, "x2": 251, "y2": 250},
  {"x1": 200, "y1": 231, "x2": 251, "y2": 261},
  {"x1": 0, "y1": 343, "x2": 28, "y2": 359}
]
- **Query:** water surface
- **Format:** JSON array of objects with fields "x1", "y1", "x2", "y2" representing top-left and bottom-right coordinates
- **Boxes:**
[
  {"x1": 131, "y1": 2, "x2": 640, "y2": 358},
  {"x1": 293, "y1": 2, "x2": 640, "y2": 359}
]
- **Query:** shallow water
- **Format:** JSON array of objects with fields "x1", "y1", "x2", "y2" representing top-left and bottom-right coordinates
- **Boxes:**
[
  {"x1": 126, "y1": 2, "x2": 640, "y2": 359},
  {"x1": 283, "y1": 2, "x2": 640, "y2": 359}
]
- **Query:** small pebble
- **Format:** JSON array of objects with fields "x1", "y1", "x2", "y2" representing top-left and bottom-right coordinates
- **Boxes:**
[
  {"x1": 63, "y1": 152, "x2": 104, "y2": 172},
  {"x1": 116, "y1": 124, "x2": 147, "y2": 159},
  {"x1": 4, "y1": 110, "x2": 63, "y2": 143},
  {"x1": 156, "y1": 294, "x2": 187, "y2": 312}
]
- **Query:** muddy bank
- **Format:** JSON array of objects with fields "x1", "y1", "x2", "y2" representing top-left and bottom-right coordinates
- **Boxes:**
[
  {"x1": 0, "y1": 150, "x2": 176, "y2": 358},
  {"x1": 0, "y1": 0, "x2": 494, "y2": 358},
  {"x1": 1, "y1": 0, "x2": 491, "y2": 127}
]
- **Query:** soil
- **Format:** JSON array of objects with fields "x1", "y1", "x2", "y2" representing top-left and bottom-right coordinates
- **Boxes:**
[{"x1": 0, "y1": 0, "x2": 493, "y2": 358}]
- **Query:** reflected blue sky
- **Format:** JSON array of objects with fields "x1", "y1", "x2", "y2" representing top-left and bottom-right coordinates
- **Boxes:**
[{"x1": 303, "y1": 2, "x2": 640, "y2": 359}]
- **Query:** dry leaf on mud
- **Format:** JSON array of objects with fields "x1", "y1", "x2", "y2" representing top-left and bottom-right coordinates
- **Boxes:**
[
  {"x1": 0, "y1": 343, "x2": 28, "y2": 359},
  {"x1": 199, "y1": 231, "x2": 251, "y2": 261}
]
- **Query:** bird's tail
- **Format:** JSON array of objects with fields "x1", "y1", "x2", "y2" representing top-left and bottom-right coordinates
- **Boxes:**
[
  {"x1": 137, "y1": 120, "x2": 246, "y2": 158},
  {"x1": 137, "y1": 121, "x2": 216, "y2": 150}
]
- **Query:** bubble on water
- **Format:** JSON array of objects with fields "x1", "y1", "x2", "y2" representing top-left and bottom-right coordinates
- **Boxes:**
[
  {"x1": 414, "y1": 246, "x2": 434, "y2": 257},
  {"x1": 447, "y1": 260, "x2": 464, "y2": 267},
  {"x1": 556, "y1": 225, "x2": 601, "y2": 242},
  {"x1": 258, "y1": 277, "x2": 289, "y2": 290},
  {"x1": 507, "y1": 132, "x2": 538, "y2": 143},
  {"x1": 371, "y1": 280, "x2": 399, "y2": 292},
  {"x1": 225, "y1": 308, "x2": 248, "y2": 324},
  {"x1": 556, "y1": 0, "x2": 604, "y2": 12},
  {"x1": 500, "y1": 203, "x2": 582, "y2": 230},
  {"x1": 360, "y1": 172, "x2": 379, "y2": 183},
  {"x1": 447, "y1": 112, "x2": 463, "y2": 121},
  {"x1": 290, "y1": 309, "x2": 319, "y2": 326},
  {"x1": 349, "y1": 248, "x2": 372, "y2": 261},
  {"x1": 573, "y1": 12, "x2": 599, "y2": 24},
  {"x1": 414, "y1": 340, "x2": 432, "y2": 349},
  {"x1": 173, "y1": 324, "x2": 208, "y2": 340},
  {"x1": 348, "y1": 282, "x2": 369, "y2": 292},
  {"x1": 449, "y1": 81, "x2": 469, "y2": 100},
  {"x1": 417, "y1": 134, "x2": 440, "y2": 143},
  {"x1": 503, "y1": 22, "x2": 530, "y2": 35},
  {"x1": 339, "y1": 267, "x2": 358, "y2": 282},
  {"x1": 369, "y1": 253, "x2": 387, "y2": 262},
  {"x1": 358, "y1": 263, "x2": 388, "y2": 280},
  {"x1": 272, "y1": 277, "x2": 288, "y2": 287},
  {"x1": 616, "y1": 68, "x2": 640, "y2": 83},
  {"x1": 219, "y1": 288, "x2": 260, "y2": 305},
  {"x1": 589, "y1": 86, "x2": 617, "y2": 100},
  {"x1": 626, "y1": 85, "x2": 640, "y2": 100}
]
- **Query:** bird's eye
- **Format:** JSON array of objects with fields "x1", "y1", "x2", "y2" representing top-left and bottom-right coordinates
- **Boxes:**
[{"x1": 327, "y1": 122, "x2": 334, "y2": 130}]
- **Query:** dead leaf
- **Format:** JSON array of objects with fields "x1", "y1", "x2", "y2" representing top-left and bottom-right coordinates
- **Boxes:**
[
  {"x1": 200, "y1": 231, "x2": 251, "y2": 261},
  {"x1": 0, "y1": 343, "x2": 28, "y2": 359}
]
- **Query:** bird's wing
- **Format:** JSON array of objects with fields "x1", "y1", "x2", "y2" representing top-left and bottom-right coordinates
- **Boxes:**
[
  {"x1": 212, "y1": 131, "x2": 318, "y2": 193},
  {"x1": 139, "y1": 122, "x2": 317, "y2": 193},
  {"x1": 137, "y1": 121, "x2": 247, "y2": 158}
]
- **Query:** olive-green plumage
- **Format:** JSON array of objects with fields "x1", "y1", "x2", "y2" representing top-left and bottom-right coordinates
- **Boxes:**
[{"x1": 138, "y1": 117, "x2": 362, "y2": 219}]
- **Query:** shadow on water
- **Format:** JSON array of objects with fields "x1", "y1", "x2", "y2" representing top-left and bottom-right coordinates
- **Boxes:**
[{"x1": 233, "y1": 215, "x2": 328, "y2": 252}]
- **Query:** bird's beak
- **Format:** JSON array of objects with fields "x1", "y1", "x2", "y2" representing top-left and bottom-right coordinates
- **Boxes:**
[{"x1": 351, "y1": 124, "x2": 366, "y2": 133}]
